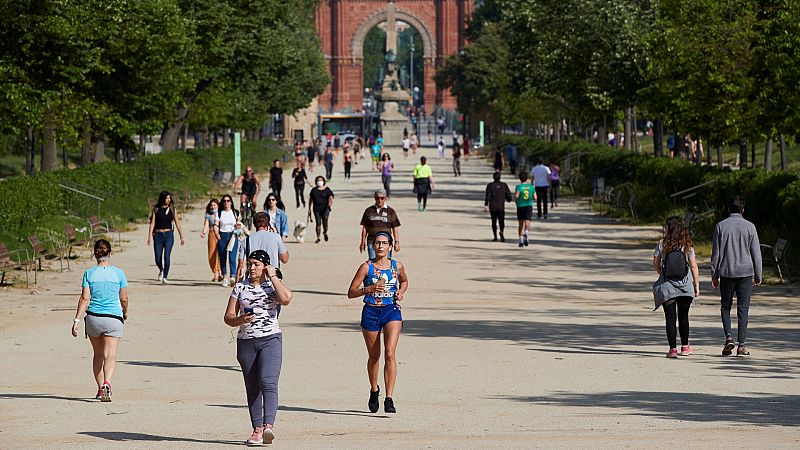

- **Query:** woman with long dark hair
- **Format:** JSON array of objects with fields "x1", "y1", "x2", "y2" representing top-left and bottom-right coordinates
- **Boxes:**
[
  {"x1": 307, "y1": 175, "x2": 334, "y2": 243},
  {"x1": 379, "y1": 153, "x2": 394, "y2": 198},
  {"x1": 146, "y1": 191, "x2": 185, "y2": 284},
  {"x1": 652, "y1": 216, "x2": 700, "y2": 358},
  {"x1": 71, "y1": 239, "x2": 129, "y2": 401},
  {"x1": 216, "y1": 194, "x2": 240, "y2": 287}
]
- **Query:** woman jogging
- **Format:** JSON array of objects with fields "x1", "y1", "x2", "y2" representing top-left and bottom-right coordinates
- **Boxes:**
[
  {"x1": 71, "y1": 239, "x2": 128, "y2": 402},
  {"x1": 200, "y1": 199, "x2": 222, "y2": 282},
  {"x1": 225, "y1": 250, "x2": 293, "y2": 445},
  {"x1": 412, "y1": 156, "x2": 435, "y2": 211},
  {"x1": 216, "y1": 194, "x2": 240, "y2": 287},
  {"x1": 652, "y1": 216, "x2": 700, "y2": 358},
  {"x1": 347, "y1": 232, "x2": 409, "y2": 414},
  {"x1": 379, "y1": 153, "x2": 395, "y2": 198},
  {"x1": 307, "y1": 175, "x2": 334, "y2": 243},
  {"x1": 146, "y1": 190, "x2": 185, "y2": 284}
]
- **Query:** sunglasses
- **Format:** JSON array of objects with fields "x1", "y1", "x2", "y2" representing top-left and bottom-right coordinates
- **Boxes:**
[
  {"x1": 223, "y1": 199, "x2": 232, "y2": 202},
  {"x1": 375, "y1": 196, "x2": 386, "y2": 200},
  {"x1": 268, "y1": 198, "x2": 277, "y2": 202}
]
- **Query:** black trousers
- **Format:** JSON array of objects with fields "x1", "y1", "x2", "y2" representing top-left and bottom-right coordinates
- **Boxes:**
[
  {"x1": 535, "y1": 186, "x2": 549, "y2": 217},
  {"x1": 720, "y1": 276, "x2": 753, "y2": 344},
  {"x1": 490, "y1": 209, "x2": 505, "y2": 237},
  {"x1": 294, "y1": 184, "x2": 305, "y2": 208},
  {"x1": 663, "y1": 297, "x2": 693, "y2": 348}
]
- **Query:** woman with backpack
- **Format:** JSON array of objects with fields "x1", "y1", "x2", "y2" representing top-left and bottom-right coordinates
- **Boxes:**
[
  {"x1": 652, "y1": 216, "x2": 700, "y2": 358},
  {"x1": 146, "y1": 191, "x2": 185, "y2": 284},
  {"x1": 216, "y1": 194, "x2": 240, "y2": 287}
]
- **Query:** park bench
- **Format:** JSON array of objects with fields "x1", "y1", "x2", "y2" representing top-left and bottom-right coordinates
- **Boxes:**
[
  {"x1": 761, "y1": 238, "x2": 790, "y2": 283},
  {"x1": 590, "y1": 177, "x2": 606, "y2": 207},
  {"x1": 28, "y1": 234, "x2": 66, "y2": 272},
  {"x1": 0, "y1": 242, "x2": 33, "y2": 286},
  {"x1": 63, "y1": 223, "x2": 91, "y2": 269},
  {"x1": 88, "y1": 215, "x2": 121, "y2": 244}
]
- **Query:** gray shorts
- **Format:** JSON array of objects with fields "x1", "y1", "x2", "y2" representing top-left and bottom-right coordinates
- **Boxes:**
[{"x1": 85, "y1": 315, "x2": 124, "y2": 338}]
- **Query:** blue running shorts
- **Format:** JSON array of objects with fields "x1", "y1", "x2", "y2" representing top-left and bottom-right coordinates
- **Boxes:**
[{"x1": 360, "y1": 304, "x2": 402, "y2": 332}]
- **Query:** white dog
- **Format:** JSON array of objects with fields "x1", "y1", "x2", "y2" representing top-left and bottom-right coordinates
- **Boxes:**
[{"x1": 293, "y1": 220, "x2": 307, "y2": 243}]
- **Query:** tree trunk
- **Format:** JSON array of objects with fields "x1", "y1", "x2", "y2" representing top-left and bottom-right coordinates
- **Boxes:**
[
  {"x1": 675, "y1": 133, "x2": 685, "y2": 160},
  {"x1": 213, "y1": 131, "x2": 219, "y2": 147},
  {"x1": 739, "y1": 138, "x2": 747, "y2": 168},
  {"x1": 161, "y1": 79, "x2": 213, "y2": 150},
  {"x1": 631, "y1": 108, "x2": 638, "y2": 152},
  {"x1": 179, "y1": 123, "x2": 188, "y2": 151},
  {"x1": 93, "y1": 140, "x2": 105, "y2": 162},
  {"x1": 623, "y1": 107, "x2": 632, "y2": 151},
  {"x1": 764, "y1": 138, "x2": 773, "y2": 171},
  {"x1": 654, "y1": 119, "x2": 663, "y2": 157},
  {"x1": 26, "y1": 126, "x2": 35, "y2": 175},
  {"x1": 82, "y1": 115, "x2": 92, "y2": 167},
  {"x1": 139, "y1": 133, "x2": 146, "y2": 155},
  {"x1": 750, "y1": 143, "x2": 755, "y2": 168},
  {"x1": 780, "y1": 134, "x2": 787, "y2": 171},
  {"x1": 706, "y1": 140, "x2": 712, "y2": 166},
  {"x1": 40, "y1": 110, "x2": 57, "y2": 172},
  {"x1": 553, "y1": 122, "x2": 560, "y2": 143},
  {"x1": 222, "y1": 129, "x2": 229, "y2": 147},
  {"x1": 717, "y1": 146, "x2": 723, "y2": 167}
]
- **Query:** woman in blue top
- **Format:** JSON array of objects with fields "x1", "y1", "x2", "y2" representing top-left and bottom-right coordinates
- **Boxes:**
[
  {"x1": 347, "y1": 231, "x2": 409, "y2": 414},
  {"x1": 71, "y1": 239, "x2": 129, "y2": 402}
]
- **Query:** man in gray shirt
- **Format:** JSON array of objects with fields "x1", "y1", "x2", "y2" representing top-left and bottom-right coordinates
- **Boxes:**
[
  {"x1": 711, "y1": 195, "x2": 762, "y2": 357},
  {"x1": 236, "y1": 212, "x2": 289, "y2": 282}
]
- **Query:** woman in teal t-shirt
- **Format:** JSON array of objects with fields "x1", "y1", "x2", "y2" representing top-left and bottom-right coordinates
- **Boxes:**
[
  {"x1": 514, "y1": 172, "x2": 536, "y2": 247},
  {"x1": 71, "y1": 239, "x2": 129, "y2": 402}
]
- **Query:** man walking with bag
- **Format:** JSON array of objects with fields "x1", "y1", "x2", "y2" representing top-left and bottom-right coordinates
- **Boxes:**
[{"x1": 710, "y1": 195, "x2": 762, "y2": 357}]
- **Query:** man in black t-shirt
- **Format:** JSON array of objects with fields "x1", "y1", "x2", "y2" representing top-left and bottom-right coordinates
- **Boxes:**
[
  {"x1": 269, "y1": 159, "x2": 283, "y2": 199},
  {"x1": 359, "y1": 188, "x2": 401, "y2": 259},
  {"x1": 484, "y1": 171, "x2": 513, "y2": 242}
]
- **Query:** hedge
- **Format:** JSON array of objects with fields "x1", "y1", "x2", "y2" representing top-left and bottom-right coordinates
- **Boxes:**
[
  {"x1": 0, "y1": 140, "x2": 285, "y2": 255},
  {"x1": 492, "y1": 135, "x2": 800, "y2": 250}
]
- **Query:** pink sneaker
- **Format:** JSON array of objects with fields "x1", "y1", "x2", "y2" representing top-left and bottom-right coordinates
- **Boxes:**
[
  {"x1": 666, "y1": 348, "x2": 678, "y2": 358},
  {"x1": 100, "y1": 382, "x2": 112, "y2": 402},
  {"x1": 679, "y1": 345, "x2": 693, "y2": 356},
  {"x1": 262, "y1": 427, "x2": 275, "y2": 444},
  {"x1": 95, "y1": 389, "x2": 102, "y2": 400},
  {"x1": 246, "y1": 427, "x2": 263, "y2": 446}
]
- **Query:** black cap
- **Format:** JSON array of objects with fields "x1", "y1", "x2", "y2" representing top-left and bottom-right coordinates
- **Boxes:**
[{"x1": 248, "y1": 250, "x2": 270, "y2": 265}]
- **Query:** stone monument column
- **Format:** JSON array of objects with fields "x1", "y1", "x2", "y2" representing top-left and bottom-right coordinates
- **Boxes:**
[{"x1": 376, "y1": 1, "x2": 411, "y2": 146}]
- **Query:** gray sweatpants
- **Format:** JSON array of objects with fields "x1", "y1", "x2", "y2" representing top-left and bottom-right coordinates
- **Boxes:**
[{"x1": 237, "y1": 333, "x2": 282, "y2": 427}]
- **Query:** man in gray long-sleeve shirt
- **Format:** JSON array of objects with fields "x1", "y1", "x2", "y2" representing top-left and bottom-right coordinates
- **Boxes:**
[{"x1": 710, "y1": 195, "x2": 762, "y2": 357}]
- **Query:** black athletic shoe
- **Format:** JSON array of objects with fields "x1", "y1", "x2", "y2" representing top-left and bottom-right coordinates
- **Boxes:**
[
  {"x1": 518, "y1": 242, "x2": 524, "y2": 248},
  {"x1": 384, "y1": 397, "x2": 396, "y2": 413},
  {"x1": 499, "y1": 233, "x2": 505, "y2": 242},
  {"x1": 368, "y1": 387, "x2": 380, "y2": 413},
  {"x1": 523, "y1": 236, "x2": 529, "y2": 247},
  {"x1": 324, "y1": 232, "x2": 329, "y2": 242},
  {"x1": 493, "y1": 236, "x2": 498, "y2": 242}
]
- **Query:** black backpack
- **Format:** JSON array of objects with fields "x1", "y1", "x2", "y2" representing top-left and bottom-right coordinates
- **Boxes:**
[{"x1": 662, "y1": 247, "x2": 689, "y2": 281}]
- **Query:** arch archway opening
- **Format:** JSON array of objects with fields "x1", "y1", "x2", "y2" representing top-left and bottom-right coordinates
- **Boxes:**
[{"x1": 362, "y1": 20, "x2": 425, "y2": 105}]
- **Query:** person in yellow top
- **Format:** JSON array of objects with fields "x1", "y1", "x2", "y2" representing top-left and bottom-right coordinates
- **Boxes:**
[{"x1": 412, "y1": 156, "x2": 435, "y2": 211}]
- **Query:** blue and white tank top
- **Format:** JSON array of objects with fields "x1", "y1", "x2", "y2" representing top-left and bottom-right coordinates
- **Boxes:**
[{"x1": 363, "y1": 259, "x2": 398, "y2": 306}]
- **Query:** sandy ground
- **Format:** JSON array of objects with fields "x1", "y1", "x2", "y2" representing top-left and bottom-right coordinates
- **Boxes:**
[{"x1": 1, "y1": 147, "x2": 799, "y2": 449}]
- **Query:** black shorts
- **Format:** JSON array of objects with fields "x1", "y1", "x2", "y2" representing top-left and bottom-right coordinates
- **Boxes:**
[{"x1": 516, "y1": 205, "x2": 533, "y2": 221}]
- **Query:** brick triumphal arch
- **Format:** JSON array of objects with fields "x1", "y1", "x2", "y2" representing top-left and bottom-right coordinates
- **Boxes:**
[{"x1": 316, "y1": 0, "x2": 473, "y2": 112}]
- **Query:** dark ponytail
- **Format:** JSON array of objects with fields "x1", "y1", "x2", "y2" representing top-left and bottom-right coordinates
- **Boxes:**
[{"x1": 93, "y1": 239, "x2": 112, "y2": 260}]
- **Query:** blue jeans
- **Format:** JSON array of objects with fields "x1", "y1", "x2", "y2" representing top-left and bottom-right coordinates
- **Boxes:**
[
  {"x1": 152, "y1": 230, "x2": 174, "y2": 278},
  {"x1": 217, "y1": 232, "x2": 238, "y2": 277}
]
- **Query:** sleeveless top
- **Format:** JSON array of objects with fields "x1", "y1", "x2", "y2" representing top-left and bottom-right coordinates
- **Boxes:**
[
  {"x1": 363, "y1": 259, "x2": 399, "y2": 306},
  {"x1": 242, "y1": 176, "x2": 257, "y2": 196},
  {"x1": 153, "y1": 207, "x2": 174, "y2": 230},
  {"x1": 382, "y1": 162, "x2": 392, "y2": 176},
  {"x1": 550, "y1": 166, "x2": 560, "y2": 181}
]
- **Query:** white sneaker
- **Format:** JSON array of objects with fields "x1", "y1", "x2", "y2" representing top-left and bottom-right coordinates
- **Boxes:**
[
  {"x1": 157, "y1": 271, "x2": 163, "y2": 282},
  {"x1": 162, "y1": 278, "x2": 169, "y2": 285},
  {"x1": 222, "y1": 278, "x2": 230, "y2": 287}
]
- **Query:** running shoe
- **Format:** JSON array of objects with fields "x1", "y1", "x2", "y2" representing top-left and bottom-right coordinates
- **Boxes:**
[
  {"x1": 368, "y1": 387, "x2": 380, "y2": 413},
  {"x1": 666, "y1": 348, "x2": 678, "y2": 358},
  {"x1": 523, "y1": 236, "x2": 529, "y2": 247},
  {"x1": 157, "y1": 271, "x2": 163, "y2": 282},
  {"x1": 95, "y1": 389, "x2": 102, "y2": 400},
  {"x1": 722, "y1": 337, "x2": 735, "y2": 356},
  {"x1": 246, "y1": 427, "x2": 263, "y2": 446},
  {"x1": 315, "y1": 238, "x2": 321, "y2": 244},
  {"x1": 324, "y1": 232, "x2": 329, "y2": 242},
  {"x1": 262, "y1": 427, "x2": 275, "y2": 445},
  {"x1": 162, "y1": 278, "x2": 169, "y2": 285},
  {"x1": 518, "y1": 242, "x2": 524, "y2": 248},
  {"x1": 679, "y1": 345, "x2": 693, "y2": 356},
  {"x1": 493, "y1": 237, "x2": 498, "y2": 242},
  {"x1": 222, "y1": 278, "x2": 230, "y2": 287},
  {"x1": 384, "y1": 397, "x2": 396, "y2": 413},
  {"x1": 100, "y1": 382, "x2": 112, "y2": 402},
  {"x1": 736, "y1": 346, "x2": 750, "y2": 357},
  {"x1": 499, "y1": 233, "x2": 505, "y2": 242}
]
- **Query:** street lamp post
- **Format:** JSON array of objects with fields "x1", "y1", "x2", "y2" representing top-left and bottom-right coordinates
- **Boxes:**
[{"x1": 409, "y1": 35, "x2": 415, "y2": 101}]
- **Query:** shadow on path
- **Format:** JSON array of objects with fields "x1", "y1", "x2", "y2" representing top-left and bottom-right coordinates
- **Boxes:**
[
  {"x1": 77, "y1": 431, "x2": 240, "y2": 446},
  {"x1": 491, "y1": 391, "x2": 800, "y2": 427},
  {"x1": 0, "y1": 393, "x2": 95, "y2": 403},
  {"x1": 207, "y1": 403, "x2": 388, "y2": 418},
  {"x1": 119, "y1": 360, "x2": 238, "y2": 372}
]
